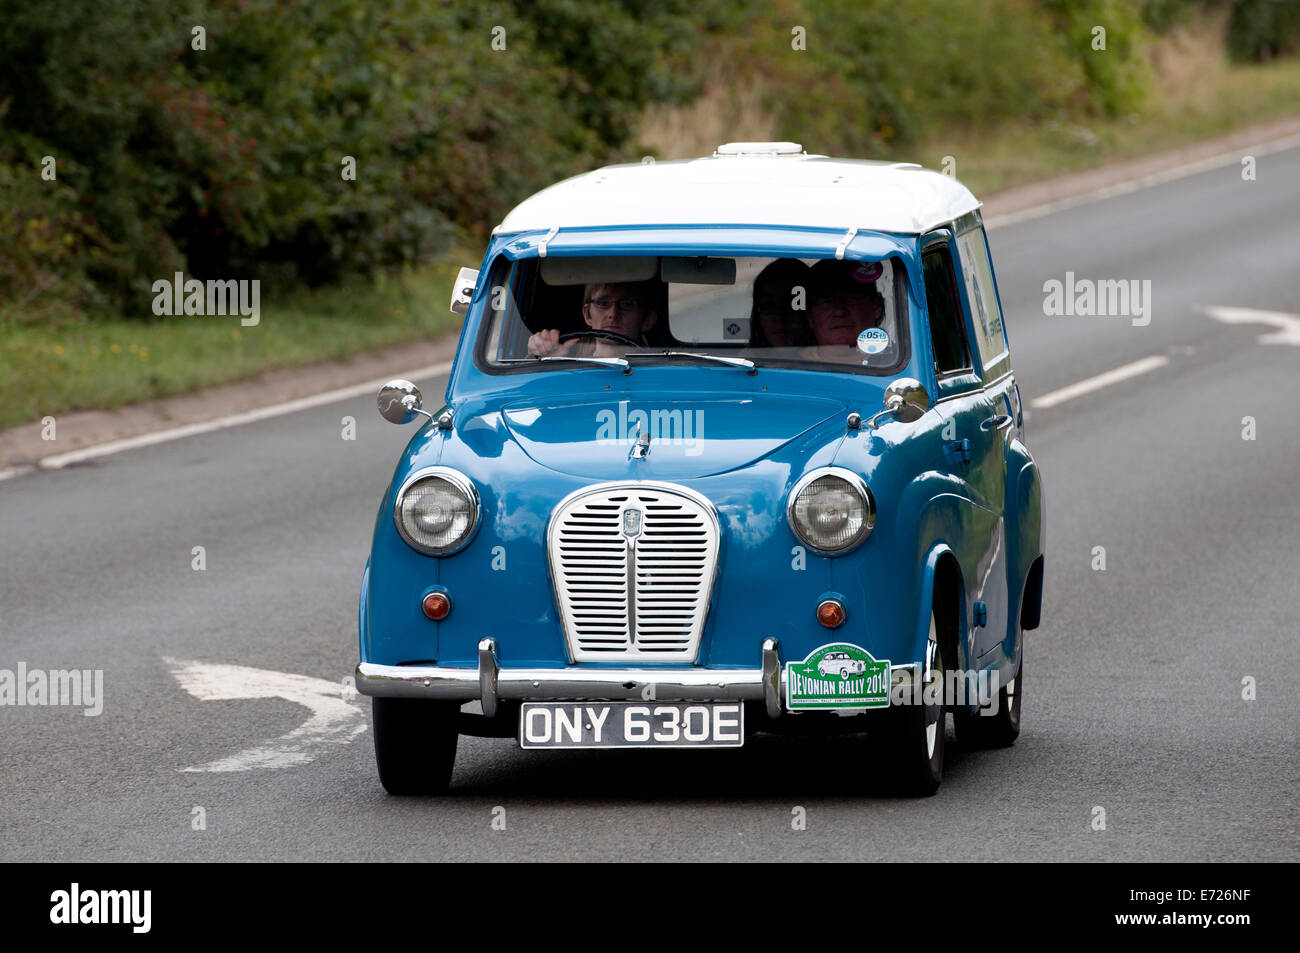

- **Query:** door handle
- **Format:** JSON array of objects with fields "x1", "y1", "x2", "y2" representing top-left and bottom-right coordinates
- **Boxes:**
[{"x1": 981, "y1": 414, "x2": 1012, "y2": 431}]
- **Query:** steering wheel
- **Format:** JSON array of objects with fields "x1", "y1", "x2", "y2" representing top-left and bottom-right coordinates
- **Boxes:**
[{"x1": 558, "y1": 329, "x2": 641, "y2": 348}]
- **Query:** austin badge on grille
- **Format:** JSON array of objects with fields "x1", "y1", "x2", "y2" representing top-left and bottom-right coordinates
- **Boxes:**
[{"x1": 621, "y1": 507, "x2": 643, "y2": 538}]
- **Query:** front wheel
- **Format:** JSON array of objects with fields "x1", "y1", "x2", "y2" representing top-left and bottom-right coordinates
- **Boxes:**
[
  {"x1": 886, "y1": 608, "x2": 945, "y2": 796},
  {"x1": 372, "y1": 697, "x2": 459, "y2": 795}
]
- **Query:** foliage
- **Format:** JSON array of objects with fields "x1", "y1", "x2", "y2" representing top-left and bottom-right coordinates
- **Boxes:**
[
  {"x1": 1227, "y1": 0, "x2": 1300, "y2": 61},
  {"x1": 0, "y1": 0, "x2": 1295, "y2": 328},
  {"x1": 0, "y1": 0, "x2": 734, "y2": 318}
]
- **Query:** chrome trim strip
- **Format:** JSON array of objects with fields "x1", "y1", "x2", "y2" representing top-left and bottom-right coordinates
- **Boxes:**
[
  {"x1": 624, "y1": 531, "x2": 637, "y2": 643},
  {"x1": 932, "y1": 368, "x2": 1015, "y2": 405}
]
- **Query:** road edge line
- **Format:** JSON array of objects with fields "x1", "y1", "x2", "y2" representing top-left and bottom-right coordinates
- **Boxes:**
[{"x1": 35, "y1": 361, "x2": 453, "y2": 470}]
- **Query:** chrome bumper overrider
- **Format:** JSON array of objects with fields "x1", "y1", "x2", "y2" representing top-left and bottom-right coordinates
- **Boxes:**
[{"x1": 357, "y1": 638, "x2": 922, "y2": 720}]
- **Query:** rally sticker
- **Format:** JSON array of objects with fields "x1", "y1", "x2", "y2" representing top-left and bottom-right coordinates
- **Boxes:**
[
  {"x1": 785, "y1": 643, "x2": 891, "y2": 711},
  {"x1": 857, "y1": 327, "x2": 889, "y2": 355}
]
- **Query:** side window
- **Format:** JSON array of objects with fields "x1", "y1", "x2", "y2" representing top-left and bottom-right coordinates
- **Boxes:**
[
  {"x1": 922, "y1": 245, "x2": 971, "y2": 374},
  {"x1": 955, "y1": 226, "x2": 1009, "y2": 379}
]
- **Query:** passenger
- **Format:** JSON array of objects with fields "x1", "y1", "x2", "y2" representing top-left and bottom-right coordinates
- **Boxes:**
[
  {"x1": 527, "y1": 281, "x2": 659, "y2": 358},
  {"x1": 750, "y1": 259, "x2": 813, "y2": 348},
  {"x1": 801, "y1": 259, "x2": 888, "y2": 362}
]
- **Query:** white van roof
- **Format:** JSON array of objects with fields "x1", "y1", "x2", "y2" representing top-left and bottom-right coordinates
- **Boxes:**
[{"x1": 494, "y1": 143, "x2": 981, "y2": 237}]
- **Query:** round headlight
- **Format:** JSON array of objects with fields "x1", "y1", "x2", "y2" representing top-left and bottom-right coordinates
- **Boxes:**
[
  {"x1": 788, "y1": 468, "x2": 874, "y2": 554},
  {"x1": 394, "y1": 468, "x2": 479, "y2": 556}
]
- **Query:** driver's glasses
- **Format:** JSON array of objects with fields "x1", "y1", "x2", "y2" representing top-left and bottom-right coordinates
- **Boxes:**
[{"x1": 586, "y1": 297, "x2": 640, "y2": 312}]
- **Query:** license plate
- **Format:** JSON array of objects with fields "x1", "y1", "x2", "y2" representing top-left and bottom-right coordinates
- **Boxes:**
[{"x1": 518, "y1": 702, "x2": 745, "y2": 749}]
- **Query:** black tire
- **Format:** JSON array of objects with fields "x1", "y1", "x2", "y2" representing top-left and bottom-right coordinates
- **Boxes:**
[
  {"x1": 887, "y1": 607, "x2": 945, "y2": 796},
  {"x1": 956, "y1": 650, "x2": 1022, "y2": 750},
  {"x1": 372, "y1": 697, "x2": 459, "y2": 795}
]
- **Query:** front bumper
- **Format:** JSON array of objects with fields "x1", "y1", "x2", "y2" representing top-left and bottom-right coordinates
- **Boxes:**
[{"x1": 357, "y1": 638, "x2": 920, "y2": 719}]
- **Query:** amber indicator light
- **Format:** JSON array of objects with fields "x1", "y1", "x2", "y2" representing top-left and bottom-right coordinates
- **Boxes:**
[
  {"x1": 422, "y1": 592, "x2": 451, "y2": 620},
  {"x1": 816, "y1": 599, "x2": 846, "y2": 628}
]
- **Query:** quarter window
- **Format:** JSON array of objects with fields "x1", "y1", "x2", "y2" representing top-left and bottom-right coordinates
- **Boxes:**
[
  {"x1": 922, "y1": 245, "x2": 971, "y2": 375},
  {"x1": 954, "y1": 225, "x2": 1009, "y2": 379}
]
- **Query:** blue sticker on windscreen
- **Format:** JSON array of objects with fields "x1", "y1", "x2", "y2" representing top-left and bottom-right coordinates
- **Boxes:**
[
  {"x1": 857, "y1": 327, "x2": 889, "y2": 355},
  {"x1": 723, "y1": 318, "x2": 750, "y2": 341}
]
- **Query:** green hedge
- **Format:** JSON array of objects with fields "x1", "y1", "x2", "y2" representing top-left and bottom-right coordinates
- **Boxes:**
[
  {"x1": 1, "y1": 0, "x2": 1295, "y2": 328},
  {"x1": 1228, "y1": 0, "x2": 1300, "y2": 61},
  {"x1": 0, "y1": 0, "x2": 736, "y2": 321}
]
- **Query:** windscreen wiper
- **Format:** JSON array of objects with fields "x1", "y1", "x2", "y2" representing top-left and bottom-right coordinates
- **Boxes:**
[
  {"x1": 624, "y1": 350, "x2": 757, "y2": 374},
  {"x1": 500, "y1": 356, "x2": 630, "y2": 370}
]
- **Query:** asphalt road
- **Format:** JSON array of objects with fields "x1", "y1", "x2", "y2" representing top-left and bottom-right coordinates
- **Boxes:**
[{"x1": 2, "y1": 148, "x2": 1298, "y2": 863}]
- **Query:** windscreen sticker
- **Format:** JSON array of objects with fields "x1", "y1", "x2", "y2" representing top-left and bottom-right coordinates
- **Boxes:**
[
  {"x1": 722, "y1": 318, "x2": 751, "y2": 341},
  {"x1": 852, "y1": 261, "x2": 883, "y2": 283},
  {"x1": 857, "y1": 327, "x2": 889, "y2": 355},
  {"x1": 786, "y1": 643, "x2": 891, "y2": 711}
]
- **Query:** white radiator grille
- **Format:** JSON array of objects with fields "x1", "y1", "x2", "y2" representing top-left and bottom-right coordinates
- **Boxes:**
[{"x1": 549, "y1": 483, "x2": 719, "y2": 662}]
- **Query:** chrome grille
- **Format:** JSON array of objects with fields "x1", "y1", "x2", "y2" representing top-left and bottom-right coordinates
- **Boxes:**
[{"x1": 549, "y1": 483, "x2": 719, "y2": 662}]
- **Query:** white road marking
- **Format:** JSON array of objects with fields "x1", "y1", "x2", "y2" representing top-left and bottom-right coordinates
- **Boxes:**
[
  {"x1": 1202, "y1": 305, "x2": 1300, "y2": 346},
  {"x1": 166, "y1": 658, "x2": 366, "y2": 772},
  {"x1": 983, "y1": 132, "x2": 1300, "y2": 230},
  {"x1": 1029, "y1": 354, "x2": 1170, "y2": 410},
  {"x1": 0, "y1": 465, "x2": 35, "y2": 482},
  {"x1": 34, "y1": 360, "x2": 453, "y2": 471}
]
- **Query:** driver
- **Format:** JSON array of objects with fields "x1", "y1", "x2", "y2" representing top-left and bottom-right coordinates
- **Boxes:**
[{"x1": 527, "y1": 281, "x2": 659, "y2": 358}]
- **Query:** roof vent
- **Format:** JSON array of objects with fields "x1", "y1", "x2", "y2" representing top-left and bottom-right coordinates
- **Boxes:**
[{"x1": 713, "y1": 141, "x2": 805, "y2": 157}]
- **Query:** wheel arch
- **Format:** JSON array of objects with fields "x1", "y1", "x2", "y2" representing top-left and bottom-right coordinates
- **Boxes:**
[{"x1": 918, "y1": 545, "x2": 967, "y2": 676}]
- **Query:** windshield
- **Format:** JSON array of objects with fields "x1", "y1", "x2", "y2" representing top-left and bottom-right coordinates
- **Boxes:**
[{"x1": 477, "y1": 254, "x2": 910, "y2": 374}]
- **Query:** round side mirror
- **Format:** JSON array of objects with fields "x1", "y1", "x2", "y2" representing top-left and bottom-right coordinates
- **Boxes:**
[
  {"x1": 883, "y1": 378, "x2": 930, "y2": 423},
  {"x1": 377, "y1": 379, "x2": 423, "y2": 425}
]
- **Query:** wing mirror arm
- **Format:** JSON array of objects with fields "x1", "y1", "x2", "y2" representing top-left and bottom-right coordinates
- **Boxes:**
[
  {"x1": 867, "y1": 378, "x2": 930, "y2": 429},
  {"x1": 401, "y1": 394, "x2": 436, "y2": 424}
]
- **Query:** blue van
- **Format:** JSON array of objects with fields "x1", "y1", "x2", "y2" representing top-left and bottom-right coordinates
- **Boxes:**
[{"x1": 357, "y1": 142, "x2": 1045, "y2": 796}]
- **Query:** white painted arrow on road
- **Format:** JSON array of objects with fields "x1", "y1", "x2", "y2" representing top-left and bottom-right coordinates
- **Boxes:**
[
  {"x1": 166, "y1": 658, "x2": 366, "y2": 772},
  {"x1": 1202, "y1": 305, "x2": 1300, "y2": 346}
]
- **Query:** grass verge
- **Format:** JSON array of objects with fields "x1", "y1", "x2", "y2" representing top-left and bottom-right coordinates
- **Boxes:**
[{"x1": 0, "y1": 257, "x2": 469, "y2": 430}]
